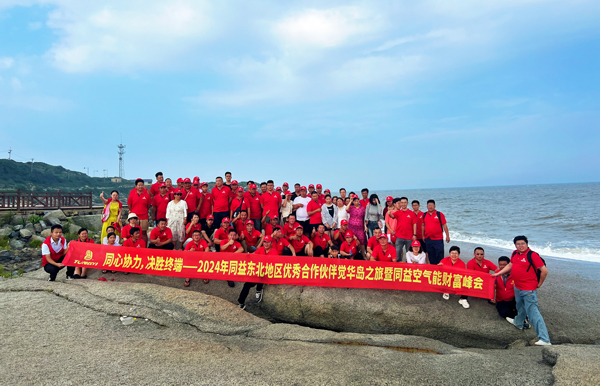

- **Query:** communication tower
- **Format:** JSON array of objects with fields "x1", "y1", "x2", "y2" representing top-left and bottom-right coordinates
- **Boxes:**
[{"x1": 118, "y1": 143, "x2": 126, "y2": 178}]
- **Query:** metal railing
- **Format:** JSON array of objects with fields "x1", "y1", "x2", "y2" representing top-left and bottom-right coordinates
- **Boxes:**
[{"x1": 0, "y1": 190, "x2": 93, "y2": 211}]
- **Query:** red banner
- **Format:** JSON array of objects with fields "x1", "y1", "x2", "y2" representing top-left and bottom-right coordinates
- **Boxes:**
[{"x1": 63, "y1": 242, "x2": 494, "y2": 298}]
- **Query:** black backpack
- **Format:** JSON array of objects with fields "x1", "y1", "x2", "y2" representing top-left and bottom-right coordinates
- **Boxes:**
[
  {"x1": 422, "y1": 211, "x2": 444, "y2": 232},
  {"x1": 511, "y1": 250, "x2": 546, "y2": 282}
]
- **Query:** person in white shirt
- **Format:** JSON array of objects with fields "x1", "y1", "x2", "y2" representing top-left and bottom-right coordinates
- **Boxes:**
[
  {"x1": 292, "y1": 186, "x2": 312, "y2": 236},
  {"x1": 102, "y1": 225, "x2": 120, "y2": 245},
  {"x1": 335, "y1": 197, "x2": 349, "y2": 227},
  {"x1": 406, "y1": 240, "x2": 428, "y2": 264}
]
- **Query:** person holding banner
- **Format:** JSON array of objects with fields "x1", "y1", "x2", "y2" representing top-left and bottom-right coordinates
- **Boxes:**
[
  {"x1": 237, "y1": 235, "x2": 278, "y2": 309},
  {"x1": 148, "y1": 219, "x2": 175, "y2": 250},
  {"x1": 370, "y1": 233, "x2": 397, "y2": 262},
  {"x1": 42, "y1": 224, "x2": 71, "y2": 281},
  {"x1": 406, "y1": 240, "x2": 427, "y2": 264},
  {"x1": 184, "y1": 213, "x2": 202, "y2": 248},
  {"x1": 184, "y1": 230, "x2": 210, "y2": 287},
  {"x1": 311, "y1": 224, "x2": 333, "y2": 257},
  {"x1": 220, "y1": 229, "x2": 243, "y2": 287},
  {"x1": 439, "y1": 246, "x2": 468, "y2": 308},
  {"x1": 71, "y1": 228, "x2": 94, "y2": 279},
  {"x1": 289, "y1": 225, "x2": 313, "y2": 257}
]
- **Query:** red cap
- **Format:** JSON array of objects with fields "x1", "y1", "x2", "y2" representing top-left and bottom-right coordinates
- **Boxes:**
[
  {"x1": 308, "y1": 184, "x2": 315, "y2": 188},
  {"x1": 207, "y1": 214, "x2": 214, "y2": 220},
  {"x1": 378, "y1": 233, "x2": 388, "y2": 239},
  {"x1": 159, "y1": 183, "x2": 166, "y2": 188},
  {"x1": 249, "y1": 183, "x2": 257, "y2": 189},
  {"x1": 264, "y1": 235, "x2": 273, "y2": 243},
  {"x1": 386, "y1": 196, "x2": 393, "y2": 202},
  {"x1": 296, "y1": 224, "x2": 304, "y2": 229},
  {"x1": 300, "y1": 186, "x2": 307, "y2": 191},
  {"x1": 246, "y1": 220, "x2": 254, "y2": 225},
  {"x1": 411, "y1": 240, "x2": 421, "y2": 247},
  {"x1": 237, "y1": 187, "x2": 244, "y2": 192},
  {"x1": 284, "y1": 191, "x2": 292, "y2": 195},
  {"x1": 283, "y1": 182, "x2": 289, "y2": 186},
  {"x1": 176, "y1": 178, "x2": 183, "y2": 183},
  {"x1": 183, "y1": 178, "x2": 191, "y2": 183},
  {"x1": 222, "y1": 217, "x2": 231, "y2": 223},
  {"x1": 276, "y1": 186, "x2": 282, "y2": 191},
  {"x1": 340, "y1": 219, "x2": 348, "y2": 226},
  {"x1": 352, "y1": 194, "x2": 359, "y2": 199},
  {"x1": 193, "y1": 177, "x2": 200, "y2": 183},
  {"x1": 324, "y1": 189, "x2": 330, "y2": 193},
  {"x1": 270, "y1": 216, "x2": 278, "y2": 220},
  {"x1": 172, "y1": 189, "x2": 182, "y2": 195},
  {"x1": 201, "y1": 181, "x2": 208, "y2": 187},
  {"x1": 232, "y1": 180, "x2": 238, "y2": 185},
  {"x1": 345, "y1": 231, "x2": 354, "y2": 238},
  {"x1": 316, "y1": 184, "x2": 322, "y2": 188}
]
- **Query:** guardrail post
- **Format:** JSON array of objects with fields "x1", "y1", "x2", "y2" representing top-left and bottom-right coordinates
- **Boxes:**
[
  {"x1": 17, "y1": 189, "x2": 21, "y2": 211},
  {"x1": 57, "y1": 190, "x2": 62, "y2": 209},
  {"x1": 89, "y1": 191, "x2": 93, "y2": 208}
]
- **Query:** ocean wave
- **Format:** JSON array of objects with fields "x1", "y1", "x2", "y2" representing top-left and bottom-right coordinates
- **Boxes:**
[{"x1": 449, "y1": 232, "x2": 600, "y2": 264}]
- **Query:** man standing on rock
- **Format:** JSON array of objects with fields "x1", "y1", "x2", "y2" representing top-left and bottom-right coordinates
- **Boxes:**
[
  {"x1": 492, "y1": 235, "x2": 551, "y2": 346},
  {"x1": 421, "y1": 200, "x2": 450, "y2": 265},
  {"x1": 150, "y1": 172, "x2": 164, "y2": 199},
  {"x1": 128, "y1": 178, "x2": 152, "y2": 244},
  {"x1": 42, "y1": 224, "x2": 72, "y2": 281},
  {"x1": 211, "y1": 176, "x2": 233, "y2": 229},
  {"x1": 237, "y1": 235, "x2": 278, "y2": 309}
]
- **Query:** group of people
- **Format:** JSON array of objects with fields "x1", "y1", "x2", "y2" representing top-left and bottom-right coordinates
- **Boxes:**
[{"x1": 40, "y1": 171, "x2": 552, "y2": 346}]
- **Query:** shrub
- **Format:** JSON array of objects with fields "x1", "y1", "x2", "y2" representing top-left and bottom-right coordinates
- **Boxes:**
[
  {"x1": 28, "y1": 215, "x2": 44, "y2": 224},
  {"x1": 64, "y1": 233, "x2": 78, "y2": 242},
  {"x1": 0, "y1": 212, "x2": 14, "y2": 226},
  {"x1": 29, "y1": 239, "x2": 42, "y2": 248},
  {"x1": 0, "y1": 236, "x2": 11, "y2": 251}
]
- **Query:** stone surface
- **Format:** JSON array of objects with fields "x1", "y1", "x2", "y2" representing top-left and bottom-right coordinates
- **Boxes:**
[
  {"x1": 25, "y1": 222, "x2": 34, "y2": 231},
  {"x1": 68, "y1": 223, "x2": 81, "y2": 234},
  {"x1": 33, "y1": 223, "x2": 42, "y2": 233},
  {"x1": 9, "y1": 231, "x2": 19, "y2": 239},
  {"x1": 0, "y1": 228, "x2": 11, "y2": 237},
  {"x1": 13, "y1": 225, "x2": 23, "y2": 231},
  {"x1": 0, "y1": 278, "x2": 559, "y2": 385},
  {"x1": 32, "y1": 235, "x2": 45, "y2": 242},
  {"x1": 543, "y1": 345, "x2": 600, "y2": 385},
  {"x1": 8, "y1": 239, "x2": 23, "y2": 250},
  {"x1": 40, "y1": 229, "x2": 51, "y2": 238},
  {"x1": 19, "y1": 229, "x2": 33, "y2": 238},
  {"x1": 43, "y1": 209, "x2": 67, "y2": 221},
  {"x1": 39, "y1": 220, "x2": 49, "y2": 230},
  {"x1": 46, "y1": 218, "x2": 62, "y2": 226},
  {"x1": 70, "y1": 214, "x2": 102, "y2": 231}
]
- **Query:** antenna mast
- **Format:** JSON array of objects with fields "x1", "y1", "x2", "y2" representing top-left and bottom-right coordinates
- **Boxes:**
[{"x1": 118, "y1": 142, "x2": 126, "y2": 178}]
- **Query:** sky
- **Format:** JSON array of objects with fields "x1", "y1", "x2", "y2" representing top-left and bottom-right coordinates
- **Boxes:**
[{"x1": 0, "y1": 0, "x2": 599, "y2": 191}]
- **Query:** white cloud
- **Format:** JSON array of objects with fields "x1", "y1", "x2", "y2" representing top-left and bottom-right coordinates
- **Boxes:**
[
  {"x1": 0, "y1": 57, "x2": 14, "y2": 69},
  {"x1": 28, "y1": 21, "x2": 42, "y2": 30}
]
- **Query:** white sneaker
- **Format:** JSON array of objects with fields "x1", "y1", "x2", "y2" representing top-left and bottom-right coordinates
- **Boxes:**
[
  {"x1": 458, "y1": 299, "x2": 470, "y2": 309},
  {"x1": 506, "y1": 317, "x2": 523, "y2": 330},
  {"x1": 534, "y1": 340, "x2": 552, "y2": 346},
  {"x1": 442, "y1": 293, "x2": 450, "y2": 300}
]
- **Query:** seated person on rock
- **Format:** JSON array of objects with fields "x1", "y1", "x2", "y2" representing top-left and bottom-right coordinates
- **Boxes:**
[
  {"x1": 237, "y1": 235, "x2": 278, "y2": 310},
  {"x1": 122, "y1": 227, "x2": 145, "y2": 248},
  {"x1": 272, "y1": 226, "x2": 296, "y2": 256},
  {"x1": 328, "y1": 244, "x2": 340, "y2": 259},
  {"x1": 288, "y1": 225, "x2": 313, "y2": 257},
  {"x1": 183, "y1": 229, "x2": 211, "y2": 287},
  {"x1": 311, "y1": 224, "x2": 333, "y2": 257},
  {"x1": 439, "y1": 246, "x2": 469, "y2": 309},
  {"x1": 70, "y1": 227, "x2": 94, "y2": 279},
  {"x1": 219, "y1": 228, "x2": 244, "y2": 287},
  {"x1": 42, "y1": 224, "x2": 72, "y2": 281},
  {"x1": 148, "y1": 218, "x2": 175, "y2": 250},
  {"x1": 370, "y1": 233, "x2": 396, "y2": 262},
  {"x1": 340, "y1": 231, "x2": 358, "y2": 259},
  {"x1": 121, "y1": 213, "x2": 139, "y2": 243},
  {"x1": 240, "y1": 220, "x2": 264, "y2": 253},
  {"x1": 492, "y1": 256, "x2": 522, "y2": 324}
]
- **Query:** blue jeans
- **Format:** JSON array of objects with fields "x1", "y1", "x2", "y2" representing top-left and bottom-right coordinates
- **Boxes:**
[
  {"x1": 425, "y1": 238, "x2": 444, "y2": 264},
  {"x1": 366, "y1": 221, "x2": 380, "y2": 238},
  {"x1": 395, "y1": 238, "x2": 411, "y2": 262},
  {"x1": 251, "y1": 219, "x2": 261, "y2": 232},
  {"x1": 514, "y1": 287, "x2": 550, "y2": 343}
]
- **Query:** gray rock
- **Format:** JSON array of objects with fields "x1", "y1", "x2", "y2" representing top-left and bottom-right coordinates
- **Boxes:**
[
  {"x1": 34, "y1": 223, "x2": 42, "y2": 233},
  {"x1": 70, "y1": 214, "x2": 102, "y2": 231},
  {"x1": 39, "y1": 220, "x2": 49, "y2": 230},
  {"x1": 9, "y1": 231, "x2": 20, "y2": 239},
  {"x1": 0, "y1": 250, "x2": 14, "y2": 262},
  {"x1": 25, "y1": 222, "x2": 35, "y2": 231},
  {"x1": 13, "y1": 225, "x2": 23, "y2": 231},
  {"x1": 32, "y1": 235, "x2": 45, "y2": 242},
  {"x1": 0, "y1": 228, "x2": 11, "y2": 237},
  {"x1": 47, "y1": 218, "x2": 62, "y2": 226},
  {"x1": 544, "y1": 345, "x2": 600, "y2": 385},
  {"x1": 10, "y1": 214, "x2": 26, "y2": 225},
  {"x1": 68, "y1": 223, "x2": 81, "y2": 235},
  {"x1": 9, "y1": 239, "x2": 24, "y2": 250},
  {"x1": 19, "y1": 229, "x2": 33, "y2": 239},
  {"x1": 40, "y1": 229, "x2": 51, "y2": 238},
  {"x1": 43, "y1": 209, "x2": 67, "y2": 221}
]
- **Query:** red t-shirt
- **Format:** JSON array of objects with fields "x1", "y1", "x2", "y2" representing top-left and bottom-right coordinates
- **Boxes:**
[
  {"x1": 423, "y1": 211, "x2": 447, "y2": 240},
  {"x1": 372, "y1": 244, "x2": 396, "y2": 262},
  {"x1": 260, "y1": 191, "x2": 281, "y2": 217},
  {"x1": 273, "y1": 237, "x2": 291, "y2": 254},
  {"x1": 264, "y1": 223, "x2": 276, "y2": 236},
  {"x1": 495, "y1": 271, "x2": 515, "y2": 302},
  {"x1": 152, "y1": 194, "x2": 170, "y2": 220},
  {"x1": 184, "y1": 239, "x2": 209, "y2": 252},
  {"x1": 413, "y1": 210, "x2": 424, "y2": 239},
  {"x1": 393, "y1": 209, "x2": 417, "y2": 239},
  {"x1": 333, "y1": 229, "x2": 347, "y2": 244},
  {"x1": 182, "y1": 188, "x2": 200, "y2": 214},
  {"x1": 211, "y1": 185, "x2": 233, "y2": 212},
  {"x1": 366, "y1": 236, "x2": 378, "y2": 251},
  {"x1": 467, "y1": 258, "x2": 498, "y2": 273},
  {"x1": 121, "y1": 224, "x2": 134, "y2": 239},
  {"x1": 150, "y1": 227, "x2": 173, "y2": 242},
  {"x1": 185, "y1": 223, "x2": 202, "y2": 240},
  {"x1": 220, "y1": 239, "x2": 242, "y2": 253},
  {"x1": 439, "y1": 257, "x2": 466, "y2": 269},
  {"x1": 123, "y1": 238, "x2": 146, "y2": 248},
  {"x1": 255, "y1": 246, "x2": 279, "y2": 256},
  {"x1": 311, "y1": 232, "x2": 330, "y2": 249},
  {"x1": 214, "y1": 227, "x2": 233, "y2": 243},
  {"x1": 306, "y1": 200, "x2": 322, "y2": 224},
  {"x1": 510, "y1": 249, "x2": 545, "y2": 291},
  {"x1": 230, "y1": 196, "x2": 247, "y2": 214},
  {"x1": 290, "y1": 235, "x2": 311, "y2": 252},
  {"x1": 128, "y1": 190, "x2": 151, "y2": 220},
  {"x1": 359, "y1": 199, "x2": 369, "y2": 208},
  {"x1": 318, "y1": 194, "x2": 326, "y2": 205},
  {"x1": 243, "y1": 228, "x2": 262, "y2": 246},
  {"x1": 199, "y1": 192, "x2": 213, "y2": 219},
  {"x1": 282, "y1": 222, "x2": 301, "y2": 239},
  {"x1": 243, "y1": 191, "x2": 262, "y2": 219},
  {"x1": 341, "y1": 240, "x2": 358, "y2": 256},
  {"x1": 150, "y1": 182, "x2": 162, "y2": 197}
]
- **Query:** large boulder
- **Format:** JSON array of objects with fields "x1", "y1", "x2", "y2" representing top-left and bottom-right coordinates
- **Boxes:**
[
  {"x1": 68, "y1": 223, "x2": 81, "y2": 235},
  {"x1": 0, "y1": 228, "x2": 11, "y2": 237},
  {"x1": 19, "y1": 229, "x2": 33, "y2": 239},
  {"x1": 43, "y1": 210, "x2": 67, "y2": 221},
  {"x1": 9, "y1": 239, "x2": 24, "y2": 250},
  {"x1": 39, "y1": 220, "x2": 49, "y2": 230},
  {"x1": 34, "y1": 223, "x2": 42, "y2": 233},
  {"x1": 40, "y1": 229, "x2": 51, "y2": 238},
  {"x1": 25, "y1": 223, "x2": 35, "y2": 232},
  {"x1": 70, "y1": 215, "x2": 102, "y2": 232}
]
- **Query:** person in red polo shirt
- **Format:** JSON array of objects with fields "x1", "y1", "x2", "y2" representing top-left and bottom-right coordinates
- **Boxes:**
[
  {"x1": 359, "y1": 188, "x2": 370, "y2": 207},
  {"x1": 311, "y1": 224, "x2": 332, "y2": 257},
  {"x1": 315, "y1": 184, "x2": 326, "y2": 205},
  {"x1": 71, "y1": 228, "x2": 95, "y2": 279},
  {"x1": 230, "y1": 187, "x2": 247, "y2": 224},
  {"x1": 148, "y1": 218, "x2": 174, "y2": 250},
  {"x1": 492, "y1": 235, "x2": 550, "y2": 345},
  {"x1": 422, "y1": 199, "x2": 450, "y2": 265},
  {"x1": 243, "y1": 183, "x2": 262, "y2": 230},
  {"x1": 262, "y1": 215, "x2": 279, "y2": 237},
  {"x1": 213, "y1": 217, "x2": 234, "y2": 251},
  {"x1": 272, "y1": 226, "x2": 295, "y2": 256},
  {"x1": 122, "y1": 227, "x2": 146, "y2": 249},
  {"x1": 165, "y1": 178, "x2": 175, "y2": 196},
  {"x1": 176, "y1": 178, "x2": 184, "y2": 191},
  {"x1": 198, "y1": 182, "x2": 213, "y2": 228},
  {"x1": 181, "y1": 178, "x2": 201, "y2": 221},
  {"x1": 150, "y1": 171, "x2": 164, "y2": 199},
  {"x1": 128, "y1": 178, "x2": 152, "y2": 243},
  {"x1": 237, "y1": 235, "x2": 278, "y2": 309},
  {"x1": 183, "y1": 229, "x2": 211, "y2": 287},
  {"x1": 456, "y1": 247, "x2": 499, "y2": 309},
  {"x1": 371, "y1": 233, "x2": 397, "y2": 262},
  {"x1": 121, "y1": 213, "x2": 139, "y2": 242},
  {"x1": 307, "y1": 184, "x2": 315, "y2": 197},
  {"x1": 192, "y1": 176, "x2": 201, "y2": 191},
  {"x1": 439, "y1": 246, "x2": 467, "y2": 306},
  {"x1": 241, "y1": 220, "x2": 264, "y2": 253},
  {"x1": 42, "y1": 224, "x2": 71, "y2": 281},
  {"x1": 211, "y1": 176, "x2": 233, "y2": 229},
  {"x1": 492, "y1": 256, "x2": 518, "y2": 320},
  {"x1": 333, "y1": 219, "x2": 350, "y2": 248},
  {"x1": 282, "y1": 213, "x2": 301, "y2": 239},
  {"x1": 184, "y1": 213, "x2": 202, "y2": 248},
  {"x1": 260, "y1": 180, "x2": 281, "y2": 223},
  {"x1": 152, "y1": 183, "x2": 170, "y2": 223},
  {"x1": 366, "y1": 227, "x2": 383, "y2": 260},
  {"x1": 220, "y1": 229, "x2": 243, "y2": 288},
  {"x1": 412, "y1": 200, "x2": 426, "y2": 254},
  {"x1": 389, "y1": 197, "x2": 417, "y2": 263},
  {"x1": 340, "y1": 231, "x2": 358, "y2": 259},
  {"x1": 306, "y1": 191, "x2": 324, "y2": 235},
  {"x1": 289, "y1": 226, "x2": 312, "y2": 256}
]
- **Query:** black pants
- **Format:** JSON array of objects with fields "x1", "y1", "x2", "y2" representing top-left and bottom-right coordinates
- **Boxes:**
[
  {"x1": 298, "y1": 220, "x2": 310, "y2": 236},
  {"x1": 238, "y1": 282, "x2": 263, "y2": 304},
  {"x1": 307, "y1": 223, "x2": 322, "y2": 235},
  {"x1": 282, "y1": 247, "x2": 293, "y2": 256},
  {"x1": 213, "y1": 211, "x2": 229, "y2": 230},
  {"x1": 313, "y1": 245, "x2": 329, "y2": 257},
  {"x1": 186, "y1": 211, "x2": 198, "y2": 223},
  {"x1": 44, "y1": 258, "x2": 75, "y2": 281},
  {"x1": 496, "y1": 300, "x2": 518, "y2": 318},
  {"x1": 148, "y1": 242, "x2": 175, "y2": 250}
]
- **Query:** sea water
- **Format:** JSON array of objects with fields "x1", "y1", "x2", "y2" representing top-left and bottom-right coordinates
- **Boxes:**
[{"x1": 371, "y1": 183, "x2": 599, "y2": 264}]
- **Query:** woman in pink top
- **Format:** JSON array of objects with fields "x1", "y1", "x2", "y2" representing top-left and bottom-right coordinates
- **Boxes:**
[{"x1": 345, "y1": 194, "x2": 367, "y2": 258}]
